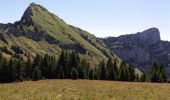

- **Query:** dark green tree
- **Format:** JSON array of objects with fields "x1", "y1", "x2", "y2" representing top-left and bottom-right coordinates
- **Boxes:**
[
  {"x1": 70, "y1": 51, "x2": 80, "y2": 67},
  {"x1": 59, "y1": 50, "x2": 70, "y2": 78},
  {"x1": 15, "y1": 57, "x2": 25, "y2": 81},
  {"x1": 99, "y1": 60, "x2": 106, "y2": 80},
  {"x1": 140, "y1": 74, "x2": 146, "y2": 82},
  {"x1": 33, "y1": 53, "x2": 43, "y2": 67},
  {"x1": 89, "y1": 69, "x2": 94, "y2": 80},
  {"x1": 107, "y1": 59, "x2": 118, "y2": 80},
  {"x1": 0, "y1": 58, "x2": 9, "y2": 82},
  {"x1": 33, "y1": 66, "x2": 41, "y2": 81},
  {"x1": 7, "y1": 59, "x2": 17, "y2": 82},
  {"x1": 58, "y1": 66, "x2": 65, "y2": 79},
  {"x1": 71, "y1": 67, "x2": 78, "y2": 80},
  {"x1": 129, "y1": 65, "x2": 136, "y2": 81},
  {"x1": 119, "y1": 61, "x2": 126, "y2": 81},
  {"x1": 25, "y1": 55, "x2": 32, "y2": 80},
  {"x1": 147, "y1": 61, "x2": 167, "y2": 83},
  {"x1": 135, "y1": 74, "x2": 140, "y2": 82},
  {"x1": 81, "y1": 59, "x2": 90, "y2": 79},
  {"x1": 77, "y1": 63, "x2": 85, "y2": 79}
]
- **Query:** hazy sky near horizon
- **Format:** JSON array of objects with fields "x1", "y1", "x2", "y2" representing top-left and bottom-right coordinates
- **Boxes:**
[{"x1": 0, "y1": 0, "x2": 170, "y2": 41}]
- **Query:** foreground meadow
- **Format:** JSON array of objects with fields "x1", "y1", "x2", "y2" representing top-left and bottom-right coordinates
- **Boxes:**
[{"x1": 0, "y1": 80, "x2": 170, "y2": 100}]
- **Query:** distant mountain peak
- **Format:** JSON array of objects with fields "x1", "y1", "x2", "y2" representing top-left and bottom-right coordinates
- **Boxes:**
[
  {"x1": 29, "y1": 2, "x2": 37, "y2": 7},
  {"x1": 21, "y1": 3, "x2": 48, "y2": 24},
  {"x1": 114, "y1": 27, "x2": 161, "y2": 46},
  {"x1": 139, "y1": 27, "x2": 161, "y2": 44},
  {"x1": 141, "y1": 27, "x2": 160, "y2": 38}
]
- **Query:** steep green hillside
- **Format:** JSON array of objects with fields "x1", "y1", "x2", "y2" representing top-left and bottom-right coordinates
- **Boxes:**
[{"x1": 0, "y1": 3, "x2": 122, "y2": 67}]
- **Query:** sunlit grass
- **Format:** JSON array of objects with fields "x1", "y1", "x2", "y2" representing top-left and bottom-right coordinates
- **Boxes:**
[{"x1": 0, "y1": 80, "x2": 170, "y2": 100}]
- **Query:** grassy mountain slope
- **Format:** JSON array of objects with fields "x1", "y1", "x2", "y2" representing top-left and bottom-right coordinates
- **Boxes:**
[{"x1": 0, "y1": 3, "x2": 122, "y2": 67}]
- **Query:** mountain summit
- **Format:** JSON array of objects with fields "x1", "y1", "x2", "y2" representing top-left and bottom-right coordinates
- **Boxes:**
[
  {"x1": 0, "y1": 3, "x2": 122, "y2": 67},
  {"x1": 106, "y1": 28, "x2": 161, "y2": 47},
  {"x1": 137, "y1": 27, "x2": 161, "y2": 45},
  {"x1": 102, "y1": 28, "x2": 170, "y2": 75}
]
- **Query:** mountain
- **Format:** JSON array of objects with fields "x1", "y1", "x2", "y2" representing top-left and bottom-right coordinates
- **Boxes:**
[
  {"x1": 101, "y1": 28, "x2": 170, "y2": 75},
  {"x1": 0, "y1": 3, "x2": 122, "y2": 67}
]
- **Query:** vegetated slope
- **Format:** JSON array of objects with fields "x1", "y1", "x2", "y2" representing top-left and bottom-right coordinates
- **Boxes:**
[
  {"x1": 0, "y1": 80, "x2": 170, "y2": 100},
  {"x1": 101, "y1": 28, "x2": 170, "y2": 76},
  {"x1": 0, "y1": 3, "x2": 121, "y2": 66}
]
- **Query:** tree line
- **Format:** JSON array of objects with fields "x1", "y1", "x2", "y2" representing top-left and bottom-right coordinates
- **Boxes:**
[{"x1": 0, "y1": 51, "x2": 168, "y2": 83}]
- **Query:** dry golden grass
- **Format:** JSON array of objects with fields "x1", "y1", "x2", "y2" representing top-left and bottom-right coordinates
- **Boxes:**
[{"x1": 0, "y1": 80, "x2": 170, "y2": 100}]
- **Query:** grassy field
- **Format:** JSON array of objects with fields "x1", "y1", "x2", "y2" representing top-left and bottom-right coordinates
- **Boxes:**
[{"x1": 0, "y1": 80, "x2": 170, "y2": 100}]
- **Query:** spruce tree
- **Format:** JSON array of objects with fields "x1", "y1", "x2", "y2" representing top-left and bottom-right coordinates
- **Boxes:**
[
  {"x1": 7, "y1": 58, "x2": 16, "y2": 82},
  {"x1": 89, "y1": 69, "x2": 94, "y2": 80},
  {"x1": 129, "y1": 65, "x2": 136, "y2": 81},
  {"x1": 58, "y1": 66, "x2": 64, "y2": 79},
  {"x1": 107, "y1": 59, "x2": 118, "y2": 80},
  {"x1": 25, "y1": 55, "x2": 32, "y2": 80},
  {"x1": 0, "y1": 58, "x2": 9, "y2": 82},
  {"x1": 135, "y1": 74, "x2": 140, "y2": 82},
  {"x1": 59, "y1": 50, "x2": 70, "y2": 78},
  {"x1": 81, "y1": 59, "x2": 90, "y2": 79},
  {"x1": 140, "y1": 74, "x2": 146, "y2": 82},
  {"x1": 99, "y1": 60, "x2": 106, "y2": 80},
  {"x1": 77, "y1": 63, "x2": 85, "y2": 79},
  {"x1": 149, "y1": 61, "x2": 167, "y2": 83},
  {"x1": 15, "y1": 57, "x2": 25, "y2": 81},
  {"x1": 33, "y1": 66, "x2": 41, "y2": 81},
  {"x1": 70, "y1": 52, "x2": 78, "y2": 67},
  {"x1": 119, "y1": 61, "x2": 126, "y2": 81},
  {"x1": 33, "y1": 53, "x2": 43, "y2": 67},
  {"x1": 0, "y1": 52, "x2": 2, "y2": 62},
  {"x1": 113, "y1": 60, "x2": 119, "y2": 80},
  {"x1": 71, "y1": 67, "x2": 78, "y2": 80}
]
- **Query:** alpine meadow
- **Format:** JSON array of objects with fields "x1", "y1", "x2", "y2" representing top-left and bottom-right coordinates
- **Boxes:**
[{"x1": 0, "y1": 1, "x2": 170, "y2": 100}]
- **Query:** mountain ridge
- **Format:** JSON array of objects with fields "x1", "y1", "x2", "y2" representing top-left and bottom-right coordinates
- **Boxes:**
[
  {"x1": 0, "y1": 3, "x2": 123, "y2": 68},
  {"x1": 101, "y1": 28, "x2": 170, "y2": 76}
]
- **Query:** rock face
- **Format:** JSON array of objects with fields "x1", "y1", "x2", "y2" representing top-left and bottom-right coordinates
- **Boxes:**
[{"x1": 101, "y1": 28, "x2": 170, "y2": 75}]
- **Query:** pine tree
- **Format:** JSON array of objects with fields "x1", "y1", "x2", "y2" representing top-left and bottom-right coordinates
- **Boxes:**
[
  {"x1": 106, "y1": 59, "x2": 113, "y2": 80},
  {"x1": 7, "y1": 58, "x2": 16, "y2": 82},
  {"x1": 149, "y1": 61, "x2": 167, "y2": 83},
  {"x1": 25, "y1": 55, "x2": 32, "y2": 80},
  {"x1": 113, "y1": 60, "x2": 119, "y2": 80},
  {"x1": 81, "y1": 59, "x2": 90, "y2": 79},
  {"x1": 77, "y1": 63, "x2": 85, "y2": 79},
  {"x1": 99, "y1": 60, "x2": 106, "y2": 80},
  {"x1": 58, "y1": 66, "x2": 64, "y2": 79},
  {"x1": 107, "y1": 59, "x2": 118, "y2": 80},
  {"x1": 93, "y1": 69, "x2": 98, "y2": 80},
  {"x1": 119, "y1": 61, "x2": 126, "y2": 81},
  {"x1": 33, "y1": 53, "x2": 43, "y2": 67},
  {"x1": 17, "y1": 57, "x2": 26, "y2": 81},
  {"x1": 33, "y1": 66, "x2": 41, "y2": 81},
  {"x1": 48, "y1": 55, "x2": 57, "y2": 79},
  {"x1": 59, "y1": 50, "x2": 70, "y2": 78},
  {"x1": 70, "y1": 51, "x2": 80, "y2": 67},
  {"x1": 140, "y1": 74, "x2": 146, "y2": 82},
  {"x1": 71, "y1": 67, "x2": 78, "y2": 80},
  {"x1": 89, "y1": 69, "x2": 94, "y2": 80},
  {"x1": 0, "y1": 52, "x2": 3, "y2": 62},
  {"x1": 129, "y1": 65, "x2": 136, "y2": 81},
  {"x1": 108, "y1": 68, "x2": 116, "y2": 81},
  {"x1": 0, "y1": 58, "x2": 9, "y2": 82},
  {"x1": 135, "y1": 74, "x2": 140, "y2": 82}
]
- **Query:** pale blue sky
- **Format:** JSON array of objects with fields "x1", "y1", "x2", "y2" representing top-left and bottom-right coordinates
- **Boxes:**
[{"x1": 0, "y1": 0, "x2": 170, "y2": 41}]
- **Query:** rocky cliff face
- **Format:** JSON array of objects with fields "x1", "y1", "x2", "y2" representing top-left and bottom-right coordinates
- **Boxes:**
[{"x1": 101, "y1": 28, "x2": 170, "y2": 75}]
